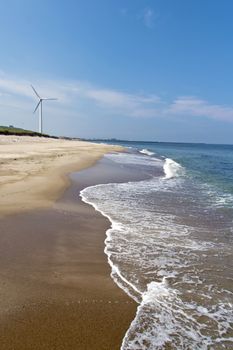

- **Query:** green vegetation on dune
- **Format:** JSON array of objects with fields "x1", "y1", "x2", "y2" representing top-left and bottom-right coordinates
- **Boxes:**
[{"x1": 0, "y1": 126, "x2": 57, "y2": 138}]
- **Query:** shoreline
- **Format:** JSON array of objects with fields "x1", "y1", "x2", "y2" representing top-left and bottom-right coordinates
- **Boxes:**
[
  {"x1": 0, "y1": 137, "x2": 142, "y2": 349},
  {"x1": 0, "y1": 135, "x2": 123, "y2": 217}
]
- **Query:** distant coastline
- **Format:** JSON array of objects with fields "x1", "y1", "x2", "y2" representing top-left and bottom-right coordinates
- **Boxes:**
[{"x1": 83, "y1": 138, "x2": 233, "y2": 146}]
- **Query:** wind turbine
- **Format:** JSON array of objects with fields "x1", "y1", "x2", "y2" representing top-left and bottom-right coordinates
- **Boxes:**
[{"x1": 31, "y1": 85, "x2": 57, "y2": 134}]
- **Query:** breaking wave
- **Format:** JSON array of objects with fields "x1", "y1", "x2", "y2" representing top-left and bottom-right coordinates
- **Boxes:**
[
  {"x1": 163, "y1": 158, "x2": 184, "y2": 179},
  {"x1": 140, "y1": 148, "x2": 155, "y2": 156}
]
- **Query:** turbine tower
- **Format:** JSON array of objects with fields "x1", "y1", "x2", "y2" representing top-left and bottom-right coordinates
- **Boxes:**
[{"x1": 31, "y1": 85, "x2": 57, "y2": 134}]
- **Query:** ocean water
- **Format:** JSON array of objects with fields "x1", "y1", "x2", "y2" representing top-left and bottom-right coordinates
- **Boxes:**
[{"x1": 80, "y1": 142, "x2": 233, "y2": 350}]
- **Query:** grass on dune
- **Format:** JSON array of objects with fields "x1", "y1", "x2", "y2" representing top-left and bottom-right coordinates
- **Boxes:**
[{"x1": 0, "y1": 126, "x2": 56, "y2": 138}]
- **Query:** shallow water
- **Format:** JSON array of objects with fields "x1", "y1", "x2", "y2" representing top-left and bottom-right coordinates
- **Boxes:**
[{"x1": 81, "y1": 143, "x2": 233, "y2": 349}]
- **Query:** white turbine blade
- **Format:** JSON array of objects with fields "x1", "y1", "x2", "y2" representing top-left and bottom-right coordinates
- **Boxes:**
[
  {"x1": 33, "y1": 100, "x2": 41, "y2": 113},
  {"x1": 42, "y1": 98, "x2": 58, "y2": 101},
  {"x1": 31, "y1": 85, "x2": 41, "y2": 99}
]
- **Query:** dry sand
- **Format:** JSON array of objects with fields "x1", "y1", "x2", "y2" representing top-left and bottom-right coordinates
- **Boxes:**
[
  {"x1": 0, "y1": 135, "x2": 122, "y2": 216},
  {"x1": 0, "y1": 136, "x2": 137, "y2": 349}
]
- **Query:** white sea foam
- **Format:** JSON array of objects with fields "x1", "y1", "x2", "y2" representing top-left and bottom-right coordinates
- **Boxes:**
[
  {"x1": 140, "y1": 148, "x2": 155, "y2": 156},
  {"x1": 163, "y1": 158, "x2": 184, "y2": 179},
  {"x1": 121, "y1": 280, "x2": 233, "y2": 350},
  {"x1": 105, "y1": 152, "x2": 163, "y2": 167},
  {"x1": 80, "y1": 151, "x2": 233, "y2": 349}
]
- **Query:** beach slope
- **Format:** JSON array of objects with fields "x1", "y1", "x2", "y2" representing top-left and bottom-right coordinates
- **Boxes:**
[
  {"x1": 0, "y1": 135, "x2": 122, "y2": 216},
  {"x1": 0, "y1": 136, "x2": 137, "y2": 349}
]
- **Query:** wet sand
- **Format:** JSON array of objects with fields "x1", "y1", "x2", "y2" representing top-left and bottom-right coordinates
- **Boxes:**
[{"x1": 0, "y1": 157, "x2": 145, "y2": 350}]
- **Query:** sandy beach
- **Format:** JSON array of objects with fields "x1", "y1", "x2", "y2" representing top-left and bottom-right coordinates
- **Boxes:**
[
  {"x1": 0, "y1": 135, "x2": 123, "y2": 217},
  {"x1": 0, "y1": 136, "x2": 136, "y2": 349}
]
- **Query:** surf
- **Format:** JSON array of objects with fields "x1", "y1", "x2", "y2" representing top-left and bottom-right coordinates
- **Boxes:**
[{"x1": 163, "y1": 158, "x2": 184, "y2": 179}]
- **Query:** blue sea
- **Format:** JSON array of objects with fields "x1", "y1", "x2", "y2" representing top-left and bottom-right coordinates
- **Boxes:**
[{"x1": 81, "y1": 141, "x2": 233, "y2": 350}]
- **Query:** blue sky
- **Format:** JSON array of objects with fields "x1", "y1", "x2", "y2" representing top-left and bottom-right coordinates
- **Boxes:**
[{"x1": 0, "y1": 0, "x2": 233, "y2": 143}]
